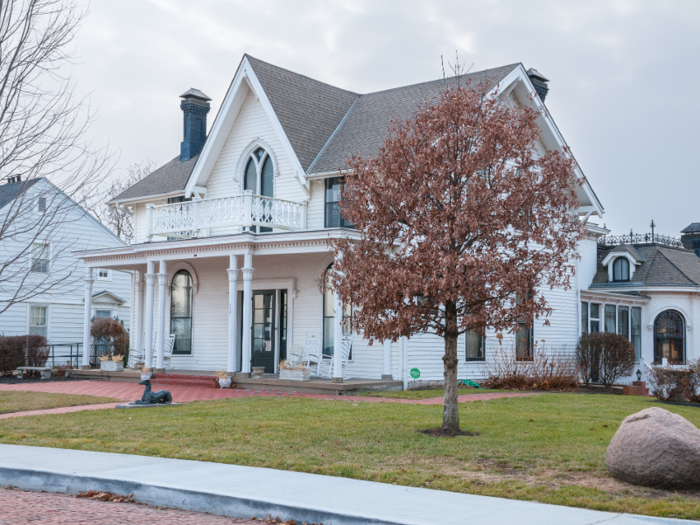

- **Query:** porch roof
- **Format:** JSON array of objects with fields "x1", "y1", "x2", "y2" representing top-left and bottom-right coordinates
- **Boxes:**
[{"x1": 73, "y1": 228, "x2": 361, "y2": 268}]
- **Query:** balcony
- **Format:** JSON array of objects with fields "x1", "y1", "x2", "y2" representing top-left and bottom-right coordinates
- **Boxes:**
[{"x1": 147, "y1": 191, "x2": 307, "y2": 239}]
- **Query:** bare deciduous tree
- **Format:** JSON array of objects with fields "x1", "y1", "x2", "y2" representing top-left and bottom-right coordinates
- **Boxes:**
[
  {"x1": 0, "y1": 0, "x2": 114, "y2": 315},
  {"x1": 328, "y1": 79, "x2": 583, "y2": 432},
  {"x1": 86, "y1": 160, "x2": 156, "y2": 243}
]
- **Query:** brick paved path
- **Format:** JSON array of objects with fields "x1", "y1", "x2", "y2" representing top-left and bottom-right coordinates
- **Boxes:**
[
  {"x1": 0, "y1": 381, "x2": 540, "y2": 419},
  {"x1": 0, "y1": 487, "x2": 271, "y2": 524}
]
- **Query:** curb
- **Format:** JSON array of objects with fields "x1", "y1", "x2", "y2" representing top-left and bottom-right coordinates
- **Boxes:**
[{"x1": 0, "y1": 466, "x2": 402, "y2": 525}]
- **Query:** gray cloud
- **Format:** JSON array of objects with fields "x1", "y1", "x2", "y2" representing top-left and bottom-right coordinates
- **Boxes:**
[{"x1": 72, "y1": 0, "x2": 700, "y2": 236}]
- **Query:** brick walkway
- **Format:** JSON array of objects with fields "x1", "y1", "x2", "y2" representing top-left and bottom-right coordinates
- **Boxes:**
[
  {"x1": 0, "y1": 381, "x2": 540, "y2": 419},
  {"x1": 0, "y1": 487, "x2": 274, "y2": 524}
]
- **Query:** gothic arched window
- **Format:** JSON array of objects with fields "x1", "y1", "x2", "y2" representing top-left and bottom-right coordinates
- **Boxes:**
[
  {"x1": 244, "y1": 147, "x2": 274, "y2": 197},
  {"x1": 654, "y1": 310, "x2": 685, "y2": 364},
  {"x1": 171, "y1": 270, "x2": 193, "y2": 355},
  {"x1": 613, "y1": 257, "x2": 630, "y2": 282}
]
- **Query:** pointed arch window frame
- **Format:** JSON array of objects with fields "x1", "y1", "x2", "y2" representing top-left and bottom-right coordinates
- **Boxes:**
[{"x1": 237, "y1": 142, "x2": 278, "y2": 198}]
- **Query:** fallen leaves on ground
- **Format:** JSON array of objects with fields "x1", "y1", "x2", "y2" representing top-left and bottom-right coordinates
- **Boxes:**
[{"x1": 75, "y1": 490, "x2": 134, "y2": 503}]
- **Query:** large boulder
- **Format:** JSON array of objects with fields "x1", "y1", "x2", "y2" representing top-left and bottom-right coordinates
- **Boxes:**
[{"x1": 606, "y1": 407, "x2": 700, "y2": 488}]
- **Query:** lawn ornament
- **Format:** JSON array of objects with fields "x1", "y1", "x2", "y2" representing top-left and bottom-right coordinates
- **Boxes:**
[{"x1": 134, "y1": 379, "x2": 173, "y2": 405}]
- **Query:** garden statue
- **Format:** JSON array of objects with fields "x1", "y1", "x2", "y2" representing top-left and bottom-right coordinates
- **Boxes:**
[{"x1": 134, "y1": 379, "x2": 173, "y2": 405}]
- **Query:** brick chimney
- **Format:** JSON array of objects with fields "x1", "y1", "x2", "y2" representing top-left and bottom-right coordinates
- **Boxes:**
[{"x1": 179, "y1": 88, "x2": 211, "y2": 162}]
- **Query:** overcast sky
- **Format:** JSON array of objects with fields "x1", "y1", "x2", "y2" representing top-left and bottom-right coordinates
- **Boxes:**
[{"x1": 71, "y1": 0, "x2": 699, "y2": 236}]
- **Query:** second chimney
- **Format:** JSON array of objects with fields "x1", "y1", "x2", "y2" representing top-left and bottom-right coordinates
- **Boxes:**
[
  {"x1": 180, "y1": 88, "x2": 211, "y2": 162},
  {"x1": 527, "y1": 68, "x2": 550, "y2": 102}
]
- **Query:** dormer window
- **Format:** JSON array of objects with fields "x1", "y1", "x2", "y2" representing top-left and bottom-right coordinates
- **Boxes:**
[{"x1": 612, "y1": 257, "x2": 630, "y2": 282}]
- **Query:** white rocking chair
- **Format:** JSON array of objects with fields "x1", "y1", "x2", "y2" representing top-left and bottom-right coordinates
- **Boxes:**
[
  {"x1": 127, "y1": 331, "x2": 149, "y2": 369},
  {"x1": 151, "y1": 334, "x2": 176, "y2": 369},
  {"x1": 303, "y1": 334, "x2": 323, "y2": 373},
  {"x1": 317, "y1": 338, "x2": 352, "y2": 379}
]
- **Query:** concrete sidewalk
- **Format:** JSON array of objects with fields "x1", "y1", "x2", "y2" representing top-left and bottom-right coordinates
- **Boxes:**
[{"x1": 0, "y1": 445, "x2": 689, "y2": 525}]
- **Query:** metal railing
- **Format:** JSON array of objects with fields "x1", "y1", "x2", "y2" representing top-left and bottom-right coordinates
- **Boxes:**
[
  {"x1": 146, "y1": 191, "x2": 307, "y2": 239},
  {"x1": 598, "y1": 231, "x2": 684, "y2": 249},
  {"x1": 0, "y1": 343, "x2": 130, "y2": 374}
]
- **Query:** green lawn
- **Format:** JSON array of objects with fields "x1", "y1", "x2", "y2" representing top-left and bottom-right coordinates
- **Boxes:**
[
  {"x1": 360, "y1": 388, "x2": 511, "y2": 399},
  {"x1": 0, "y1": 393, "x2": 698, "y2": 519},
  {"x1": 0, "y1": 391, "x2": 116, "y2": 414}
]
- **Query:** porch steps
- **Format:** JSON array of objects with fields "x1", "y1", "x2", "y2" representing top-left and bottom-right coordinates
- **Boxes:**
[{"x1": 151, "y1": 374, "x2": 219, "y2": 389}]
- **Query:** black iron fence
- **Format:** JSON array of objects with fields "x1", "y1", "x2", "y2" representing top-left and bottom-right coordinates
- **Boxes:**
[
  {"x1": 0, "y1": 343, "x2": 130, "y2": 374},
  {"x1": 598, "y1": 232, "x2": 684, "y2": 249}
]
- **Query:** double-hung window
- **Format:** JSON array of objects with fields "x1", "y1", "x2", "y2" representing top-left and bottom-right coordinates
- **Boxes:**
[
  {"x1": 324, "y1": 177, "x2": 354, "y2": 229},
  {"x1": 30, "y1": 242, "x2": 49, "y2": 274},
  {"x1": 465, "y1": 331, "x2": 485, "y2": 361},
  {"x1": 29, "y1": 306, "x2": 47, "y2": 338}
]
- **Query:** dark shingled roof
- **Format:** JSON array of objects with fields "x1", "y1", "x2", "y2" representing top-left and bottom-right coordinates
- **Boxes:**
[
  {"x1": 110, "y1": 154, "x2": 199, "y2": 203},
  {"x1": 307, "y1": 63, "x2": 519, "y2": 174},
  {"x1": 0, "y1": 178, "x2": 41, "y2": 210},
  {"x1": 247, "y1": 56, "x2": 360, "y2": 172},
  {"x1": 112, "y1": 56, "x2": 520, "y2": 201},
  {"x1": 608, "y1": 244, "x2": 645, "y2": 263},
  {"x1": 591, "y1": 244, "x2": 700, "y2": 288}
]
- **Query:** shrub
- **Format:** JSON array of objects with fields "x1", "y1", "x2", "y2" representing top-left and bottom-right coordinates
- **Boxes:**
[
  {"x1": 682, "y1": 359, "x2": 700, "y2": 403},
  {"x1": 576, "y1": 333, "x2": 635, "y2": 388},
  {"x1": 24, "y1": 335, "x2": 50, "y2": 368},
  {"x1": 0, "y1": 335, "x2": 49, "y2": 375},
  {"x1": 648, "y1": 366, "x2": 691, "y2": 402},
  {"x1": 91, "y1": 317, "x2": 129, "y2": 359},
  {"x1": 483, "y1": 346, "x2": 579, "y2": 391},
  {"x1": 0, "y1": 337, "x2": 25, "y2": 376}
]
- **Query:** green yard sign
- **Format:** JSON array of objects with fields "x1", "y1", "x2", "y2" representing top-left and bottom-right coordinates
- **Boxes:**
[{"x1": 410, "y1": 367, "x2": 420, "y2": 379}]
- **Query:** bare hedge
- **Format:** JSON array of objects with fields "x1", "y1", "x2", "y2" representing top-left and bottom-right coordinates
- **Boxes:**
[
  {"x1": 576, "y1": 333, "x2": 635, "y2": 388},
  {"x1": 0, "y1": 335, "x2": 49, "y2": 375}
]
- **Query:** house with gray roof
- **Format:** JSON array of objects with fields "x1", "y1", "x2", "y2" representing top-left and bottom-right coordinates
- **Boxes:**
[
  {"x1": 75, "y1": 55, "x2": 605, "y2": 388},
  {"x1": 0, "y1": 176, "x2": 131, "y2": 359},
  {"x1": 580, "y1": 225, "x2": 700, "y2": 377}
]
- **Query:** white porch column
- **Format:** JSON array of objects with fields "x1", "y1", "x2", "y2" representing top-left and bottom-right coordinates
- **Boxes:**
[
  {"x1": 156, "y1": 260, "x2": 168, "y2": 372},
  {"x1": 227, "y1": 255, "x2": 239, "y2": 374},
  {"x1": 144, "y1": 261, "x2": 156, "y2": 372},
  {"x1": 401, "y1": 336, "x2": 409, "y2": 390},
  {"x1": 382, "y1": 340, "x2": 393, "y2": 380},
  {"x1": 332, "y1": 286, "x2": 344, "y2": 383},
  {"x1": 241, "y1": 253, "x2": 254, "y2": 376},
  {"x1": 133, "y1": 273, "x2": 144, "y2": 368},
  {"x1": 81, "y1": 267, "x2": 94, "y2": 369}
]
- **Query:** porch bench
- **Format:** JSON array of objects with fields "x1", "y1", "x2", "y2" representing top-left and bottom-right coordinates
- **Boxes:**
[{"x1": 16, "y1": 367, "x2": 52, "y2": 380}]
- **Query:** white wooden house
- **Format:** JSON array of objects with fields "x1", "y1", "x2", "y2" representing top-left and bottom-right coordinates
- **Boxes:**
[
  {"x1": 0, "y1": 177, "x2": 131, "y2": 360},
  {"x1": 75, "y1": 55, "x2": 604, "y2": 385}
]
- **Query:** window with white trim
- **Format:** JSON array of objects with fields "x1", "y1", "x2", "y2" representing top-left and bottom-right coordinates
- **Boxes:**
[
  {"x1": 29, "y1": 306, "x2": 47, "y2": 338},
  {"x1": 95, "y1": 309, "x2": 111, "y2": 318},
  {"x1": 30, "y1": 242, "x2": 49, "y2": 274},
  {"x1": 96, "y1": 268, "x2": 111, "y2": 281}
]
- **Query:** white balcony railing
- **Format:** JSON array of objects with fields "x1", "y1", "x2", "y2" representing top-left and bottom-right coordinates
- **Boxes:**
[{"x1": 146, "y1": 192, "x2": 307, "y2": 239}]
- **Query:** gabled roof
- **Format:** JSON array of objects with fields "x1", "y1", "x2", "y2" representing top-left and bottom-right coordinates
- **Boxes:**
[
  {"x1": 246, "y1": 55, "x2": 360, "y2": 172},
  {"x1": 307, "y1": 63, "x2": 519, "y2": 174},
  {"x1": 0, "y1": 178, "x2": 41, "y2": 210},
  {"x1": 110, "y1": 154, "x2": 199, "y2": 203},
  {"x1": 591, "y1": 244, "x2": 700, "y2": 288},
  {"x1": 113, "y1": 55, "x2": 596, "y2": 213},
  {"x1": 608, "y1": 244, "x2": 645, "y2": 263},
  {"x1": 92, "y1": 290, "x2": 127, "y2": 304}
]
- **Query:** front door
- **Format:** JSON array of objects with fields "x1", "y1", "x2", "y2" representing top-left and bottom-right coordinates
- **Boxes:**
[{"x1": 251, "y1": 290, "x2": 275, "y2": 373}]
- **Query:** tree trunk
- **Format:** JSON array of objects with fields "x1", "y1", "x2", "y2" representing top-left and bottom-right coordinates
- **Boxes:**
[{"x1": 442, "y1": 301, "x2": 460, "y2": 431}]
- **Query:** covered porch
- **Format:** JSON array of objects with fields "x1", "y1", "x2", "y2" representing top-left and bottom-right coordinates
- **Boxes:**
[{"x1": 75, "y1": 230, "x2": 401, "y2": 388}]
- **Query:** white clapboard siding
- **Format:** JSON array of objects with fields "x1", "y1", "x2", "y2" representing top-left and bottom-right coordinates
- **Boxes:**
[{"x1": 0, "y1": 179, "x2": 131, "y2": 345}]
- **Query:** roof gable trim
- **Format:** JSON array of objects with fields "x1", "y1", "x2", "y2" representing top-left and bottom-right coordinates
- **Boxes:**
[{"x1": 184, "y1": 56, "x2": 306, "y2": 198}]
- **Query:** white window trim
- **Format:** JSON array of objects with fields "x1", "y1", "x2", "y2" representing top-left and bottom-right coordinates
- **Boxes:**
[
  {"x1": 92, "y1": 308, "x2": 113, "y2": 319},
  {"x1": 95, "y1": 268, "x2": 112, "y2": 281},
  {"x1": 238, "y1": 145, "x2": 277, "y2": 197},
  {"x1": 27, "y1": 303, "x2": 50, "y2": 340},
  {"x1": 602, "y1": 253, "x2": 639, "y2": 282},
  {"x1": 29, "y1": 240, "x2": 51, "y2": 276}
]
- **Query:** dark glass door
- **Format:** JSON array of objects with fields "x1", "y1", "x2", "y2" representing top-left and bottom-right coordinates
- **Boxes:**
[{"x1": 252, "y1": 291, "x2": 275, "y2": 373}]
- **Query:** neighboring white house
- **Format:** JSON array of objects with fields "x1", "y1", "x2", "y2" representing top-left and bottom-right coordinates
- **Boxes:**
[
  {"x1": 75, "y1": 55, "x2": 605, "y2": 385},
  {"x1": 578, "y1": 225, "x2": 700, "y2": 383},
  {"x1": 0, "y1": 177, "x2": 131, "y2": 361}
]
